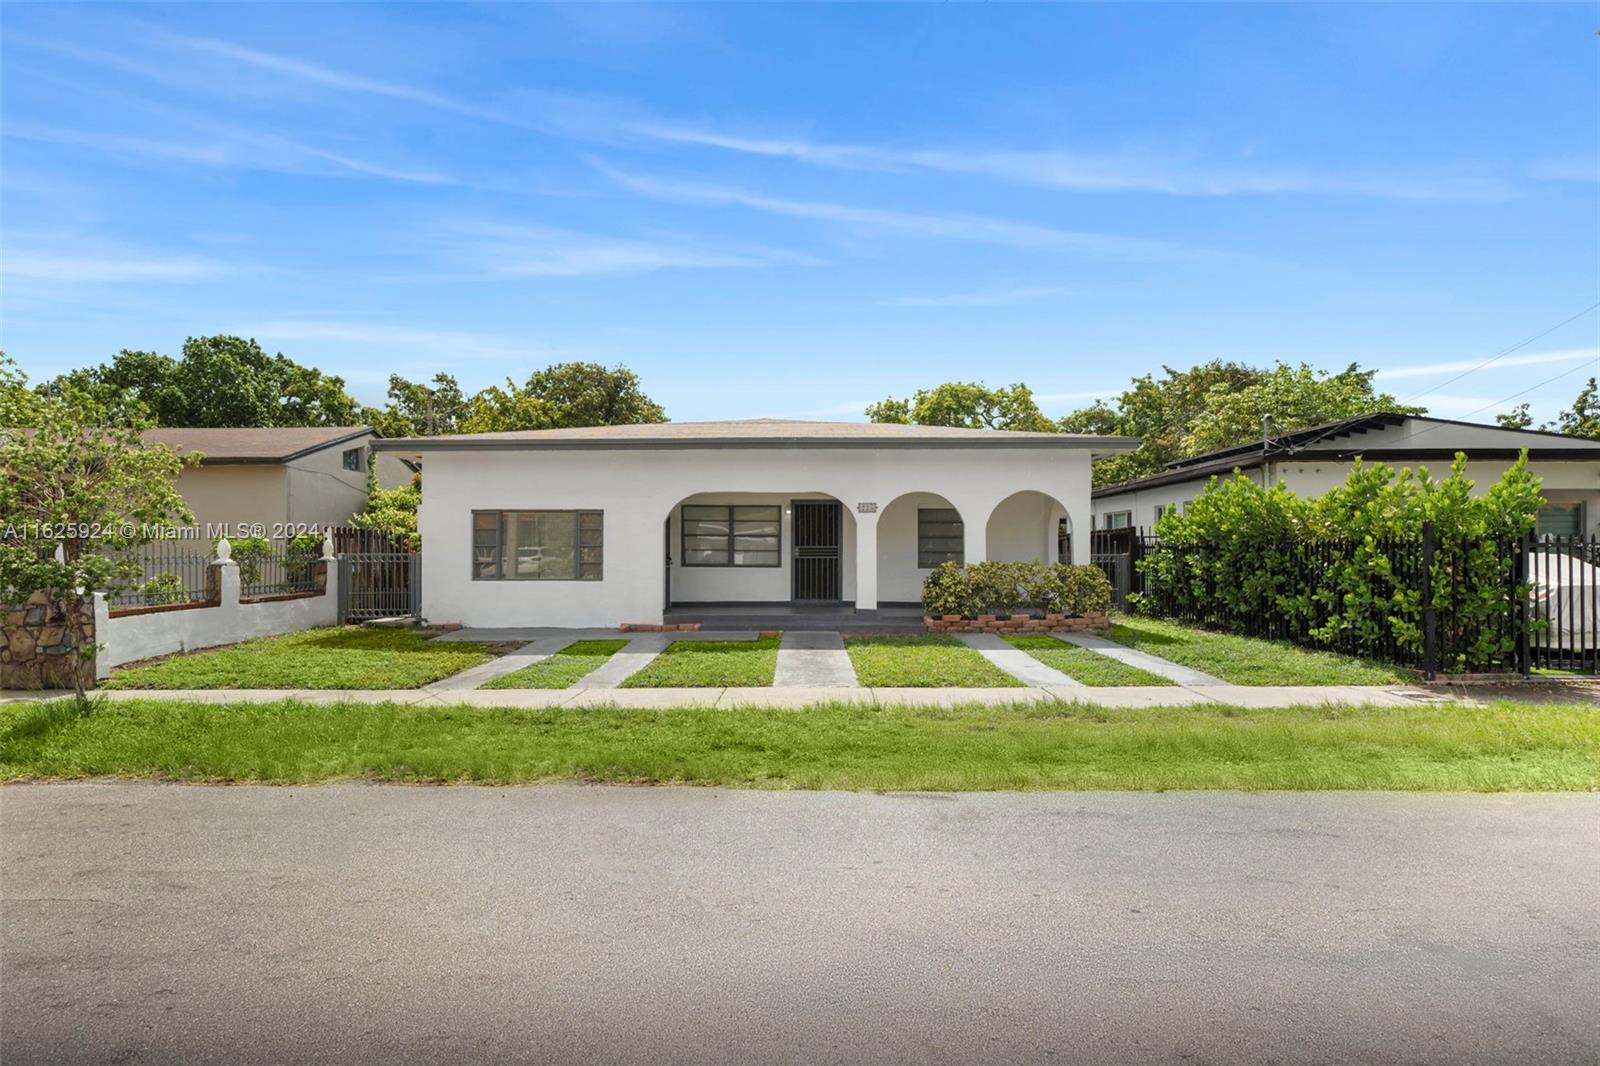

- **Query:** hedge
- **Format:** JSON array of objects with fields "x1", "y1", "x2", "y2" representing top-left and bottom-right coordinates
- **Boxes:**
[{"x1": 921, "y1": 561, "x2": 1112, "y2": 618}]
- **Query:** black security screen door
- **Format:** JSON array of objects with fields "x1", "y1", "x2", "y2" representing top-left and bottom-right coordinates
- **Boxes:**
[{"x1": 791, "y1": 500, "x2": 842, "y2": 602}]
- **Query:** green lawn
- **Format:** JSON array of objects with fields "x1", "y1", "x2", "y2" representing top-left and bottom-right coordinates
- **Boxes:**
[
  {"x1": 103, "y1": 627, "x2": 495, "y2": 690},
  {"x1": 3, "y1": 697, "x2": 1594, "y2": 791},
  {"x1": 481, "y1": 640, "x2": 629, "y2": 689},
  {"x1": 1109, "y1": 616, "x2": 1409, "y2": 686},
  {"x1": 845, "y1": 634, "x2": 1025, "y2": 687},
  {"x1": 1004, "y1": 635, "x2": 1174, "y2": 686},
  {"x1": 619, "y1": 636, "x2": 780, "y2": 688}
]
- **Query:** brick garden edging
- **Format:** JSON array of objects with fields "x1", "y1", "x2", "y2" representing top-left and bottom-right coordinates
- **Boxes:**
[
  {"x1": 924, "y1": 612, "x2": 1111, "y2": 635},
  {"x1": 619, "y1": 622, "x2": 704, "y2": 633}
]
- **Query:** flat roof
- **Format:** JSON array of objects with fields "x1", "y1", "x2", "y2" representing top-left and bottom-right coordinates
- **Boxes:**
[
  {"x1": 142, "y1": 426, "x2": 373, "y2": 464},
  {"x1": 370, "y1": 418, "x2": 1140, "y2": 455}
]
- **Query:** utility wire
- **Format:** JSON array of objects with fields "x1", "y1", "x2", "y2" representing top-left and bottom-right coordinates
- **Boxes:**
[{"x1": 1397, "y1": 300, "x2": 1600, "y2": 405}]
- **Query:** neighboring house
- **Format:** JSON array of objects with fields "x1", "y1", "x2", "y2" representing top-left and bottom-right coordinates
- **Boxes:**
[
  {"x1": 1091, "y1": 413, "x2": 1600, "y2": 538},
  {"x1": 143, "y1": 426, "x2": 415, "y2": 535},
  {"x1": 373, "y1": 419, "x2": 1137, "y2": 628}
]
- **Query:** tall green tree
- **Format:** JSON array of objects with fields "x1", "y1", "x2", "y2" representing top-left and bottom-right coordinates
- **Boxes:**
[
  {"x1": 866, "y1": 382, "x2": 1055, "y2": 431},
  {"x1": 1181, "y1": 362, "x2": 1423, "y2": 456},
  {"x1": 1, "y1": 353, "x2": 197, "y2": 691},
  {"x1": 361, "y1": 373, "x2": 469, "y2": 437},
  {"x1": 1546, "y1": 378, "x2": 1600, "y2": 439},
  {"x1": 456, "y1": 362, "x2": 667, "y2": 433},
  {"x1": 51, "y1": 336, "x2": 361, "y2": 427}
]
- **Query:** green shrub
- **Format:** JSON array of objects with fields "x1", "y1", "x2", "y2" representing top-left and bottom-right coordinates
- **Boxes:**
[
  {"x1": 138, "y1": 571, "x2": 188, "y2": 606},
  {"x1": 1136, "y1": 451, "x2": 1543, "y2": 671},
  {"x1": 920, "y1": 560, "x2": 1111, "y2": 618}
]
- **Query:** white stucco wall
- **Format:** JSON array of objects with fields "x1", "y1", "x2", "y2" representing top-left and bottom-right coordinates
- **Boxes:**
[
  {"x1": 667, "y1": 492, "x2": 858, "y2": 604},
  {"x1": 95, "y1": 558, "x2": 338, "y2": 673},
  {"x1": 413, "y1": 444, "x2": 1096, "y2": 628}
]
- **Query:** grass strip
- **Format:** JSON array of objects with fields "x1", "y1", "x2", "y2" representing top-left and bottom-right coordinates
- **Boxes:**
[
  {"x1": 620, "y1": 635, "x2": 780, "y2": 688},
  {"x1": 845, "y1": 634, "x2": 1026, "y2": 688},
  {"x1": 1004, "y1": 635, "x2": 1175, "y2": 686},
  {"x1": 481, "y1": 640, "x2": 629, "y2": 690},
  {"x1": 1109, "y1": 616, "x2": 1409, "y2": 686},
  {"x1": 2, "y1": 698, "x2": 1594, "y2": 791},
  {"x1": 103, "y1": 627, "x2": 496, "y2": 690}
]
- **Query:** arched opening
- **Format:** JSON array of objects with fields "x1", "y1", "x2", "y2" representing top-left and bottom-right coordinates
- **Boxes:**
[
  {"x1": 662, "y1": 490, "x2": 855, "y2": 613},
  {"x1": 875, "y1": 491, "x2": 966, "y2": 606},
  {"x1": 985, "y1": 490, "x2": 1074, "y2": 566}
]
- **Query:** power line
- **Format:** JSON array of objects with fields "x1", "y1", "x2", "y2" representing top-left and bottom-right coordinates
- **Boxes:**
[
  {"x1": 1398, "y1": 352, "x2": 1600, "y2": 444},
  {"x1": 1397, "y1": 300, "x2": 1600, "y2": 405}
]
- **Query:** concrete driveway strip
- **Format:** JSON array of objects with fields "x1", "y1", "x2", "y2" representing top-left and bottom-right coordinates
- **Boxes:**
[
  {"x1": 1054, "y1": 630, "x2": 1227, "y2": 685},
  {"x1": 954, "y1": 632, "x2": 1085, "y2": 687},
  {"x1": 774, "y1": 631, "x2": 858, "y2": 687},
  {"x1": 3, "y1": 785, "x2": 1596, "y2": 1066}
]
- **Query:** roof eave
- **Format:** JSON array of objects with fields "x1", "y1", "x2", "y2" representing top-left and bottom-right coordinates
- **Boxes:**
[{"x1": 373, "y1": 433, "x2": 1142, "y2": 455}]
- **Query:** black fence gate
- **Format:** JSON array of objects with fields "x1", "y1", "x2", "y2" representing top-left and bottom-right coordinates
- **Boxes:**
[
  {"x1": 338, "y1": 552, "x2": 420, "y2": 623},
  {"x1": 1089, "y1": 527, "x2": 1154, "y2": 610},
  {"x1": 1525, "y1": 533, "x2": 1600, "y2": 673}
]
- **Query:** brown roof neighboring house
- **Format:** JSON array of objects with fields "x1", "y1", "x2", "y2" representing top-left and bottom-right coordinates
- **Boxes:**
[{"x1": 140, "y1": 426, "x2": 374, "y2": 464}]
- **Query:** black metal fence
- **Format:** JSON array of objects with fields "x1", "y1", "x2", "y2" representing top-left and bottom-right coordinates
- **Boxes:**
[
  {"x1": 338, "y1": 552, "x2": 420, "y2": 623},
  {"x1": 233, "y1": 538, "x2": 323, "y2": 599},
  {"x1": 1101, "y1": 522, "x2": 1600, "y2": 677},
  {"x1": 106, "y1": 539, "x2": 214, "y2": 608}
]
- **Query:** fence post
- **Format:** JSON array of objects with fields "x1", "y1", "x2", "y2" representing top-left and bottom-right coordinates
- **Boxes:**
[
  {"x1": 1514, "y1": 533, "x2": 1531, "y2": 677},
  {"x1": 336, "y1": 555, "x2": 351, "y2": 626},
  {"x1": 409, "y1": 553, "x2": 422, "y2": 620},
  {"x1": 1421, "y1": 520, "x2": 1437, "y2": 681}
]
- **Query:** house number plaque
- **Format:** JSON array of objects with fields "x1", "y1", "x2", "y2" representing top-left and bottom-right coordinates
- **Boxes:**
[{"x1": 856, "y1": 502, "x2": 879, "y2": 513}]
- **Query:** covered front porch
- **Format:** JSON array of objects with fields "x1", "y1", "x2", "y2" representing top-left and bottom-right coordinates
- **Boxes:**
[{"x1": 663, "y1": 488, "x2": 1078, "y2": 623}]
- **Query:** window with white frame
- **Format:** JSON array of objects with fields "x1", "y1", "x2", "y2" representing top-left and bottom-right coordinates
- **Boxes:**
[
  {"x1": 343, "y1": 447, "x2": 363, "y2": 471},
  {"x1": 472, "y1": 510, "x2": 602, "y2": 580},
  {"x1": 918, "y1": 508, "x2": 964, "y2": 568},
  {"x1": 1104, "y1": 510, "x2": 1132, "y2": 530},
  {"x1": 681, "y1": 505, "x2": 781, "y2": 567},
  {"x1": 1536, "y1": 502, "x2": 1585, "y2": 540}
]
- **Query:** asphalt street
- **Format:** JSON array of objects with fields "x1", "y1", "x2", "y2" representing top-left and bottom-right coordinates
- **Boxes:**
[{"x1": 3, "y1": 783, "x2": 1596, "y2": 1065}]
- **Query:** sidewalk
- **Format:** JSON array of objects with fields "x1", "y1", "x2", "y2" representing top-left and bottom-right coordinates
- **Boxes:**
[{"x1": 20, "y1": 683, "x2": 1451, "y2": 709}]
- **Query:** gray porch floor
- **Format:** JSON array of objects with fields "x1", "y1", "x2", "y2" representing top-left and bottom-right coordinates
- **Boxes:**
[{"x1": 663, "y1": 603, "x2": 926, "y2": 632}]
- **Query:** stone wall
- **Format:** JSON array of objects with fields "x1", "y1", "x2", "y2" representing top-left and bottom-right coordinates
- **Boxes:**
[{"x1": 2, "y1": 592, "x2": 97, "y2": 691}]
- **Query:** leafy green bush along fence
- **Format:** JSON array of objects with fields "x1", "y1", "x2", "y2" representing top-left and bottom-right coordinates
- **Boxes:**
[
  {"x1": 1134, "y1": 453, "x2": 1543, "y2": 675},
  {"x1": 922, "y1": 561, "x2": 1112, "y2": 618}
]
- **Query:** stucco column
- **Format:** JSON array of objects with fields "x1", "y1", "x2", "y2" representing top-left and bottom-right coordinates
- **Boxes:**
[
  {"x1": 963, "y1": 514, "x2": 987, "y2": 565},
  {"x1": 854, "y1": 510, "x2": 879, "y2": 612}
]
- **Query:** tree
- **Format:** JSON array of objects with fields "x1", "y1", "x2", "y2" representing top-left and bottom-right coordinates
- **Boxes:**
[
  {"x1": 866, "y1": 382, "x2": 1055, "y2": 431},
  {"x1": 361, "y1": 373, "x2": 469, "y2": 437},
  {"x1": 351, "y1": 470, "x2": 422, "y2": 550},
  {"x1": 455, "y1": 363, "x2": 668, "y2": 433},
  {"x1": 50, "y1": 336, "x2": 361, "y2": 427},
  {"x1": 1496, "y1": 404, "x2": 1534, "y2": 430},
  {"x1": 1060, "y1": 360, "x2": 1267, "y2": 486},
  {"x1": 522, "y1": 362, "x2": 666, "y2": 427},
  {"x1": 1181, "y1": 362, "x2": 1423, "y2": 456},
  {"x1": 1, "y1": 353, "x2": 197, "y2": 692},
  {"x1": 1546, "y1": 378, "x2": 1600, "y2": 439}
]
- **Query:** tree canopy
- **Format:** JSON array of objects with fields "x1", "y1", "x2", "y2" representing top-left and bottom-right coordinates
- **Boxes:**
[
  {"x1": 51, "y1": 336, "x2": 361, "y2": 428},
  {"x1": 865, "y1": 382, "x2": 1055, "y2": 431}
]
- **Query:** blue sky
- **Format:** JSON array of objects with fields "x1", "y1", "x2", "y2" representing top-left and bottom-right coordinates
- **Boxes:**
[{"x1": 3, "y1": 3, "x2": 1597, "y2": 424}]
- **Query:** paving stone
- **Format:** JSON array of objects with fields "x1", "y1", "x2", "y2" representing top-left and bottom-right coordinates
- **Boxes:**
[
  {"x1": 1053, "y1": 632, "x2": 1227, "y2": 686},
  {"x1": 953, "y1": 632, "x2": 1085, "y2": 688},
  {"x1": 774, "y1": 632, "x2": 857, "y2": 687}
]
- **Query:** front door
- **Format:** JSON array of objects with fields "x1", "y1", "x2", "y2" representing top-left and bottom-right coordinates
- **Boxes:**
[{"x1": 791, "y1": 500, "x2": 842, "y2": 602}]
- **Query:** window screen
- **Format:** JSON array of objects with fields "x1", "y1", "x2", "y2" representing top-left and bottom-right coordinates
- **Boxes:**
[
  {"x1": 682, "y1": 505, "x2": 780, "y2": 566},
  {"x1": 917, "y1": 508, "x2": 964, "y2": 568},
  {"x1": 472, "y1": 511, "x2": 602, "y2": 580}
]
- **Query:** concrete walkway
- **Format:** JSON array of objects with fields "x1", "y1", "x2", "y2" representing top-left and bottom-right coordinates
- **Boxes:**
[
  {"x1": 1054, "y1": 631, "x2": 1227, "y2": 686},
  {"x1": 954, "y1": 632, "x2": 1085, "y2": 688},
  {"x1": 774, "y1": 632, "x2": 857, "y2": 687},
  {"x1": 64, "y1": 684, "x2": 1446, "y2": 709}
]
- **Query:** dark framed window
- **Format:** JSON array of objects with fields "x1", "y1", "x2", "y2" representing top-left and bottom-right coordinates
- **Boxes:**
[
  {"x1": 1536, "y1": 502, "x2": 1585, "y2": 540},
  {"x1": 1104, "y1": 510, "x2": 1132, "y2": 530},
  {"x1": 681, "y1": 504, "x2": 781, "y2": 567},
  {"x1": 472, "y1": 510, "x2": 602, "y2": 581},
  {"x1": 343, "y1": 447, "x2": 364, "y2": 472},
  {"x1": 917, "y1": 508, "x2": 964, "y2": 568}
]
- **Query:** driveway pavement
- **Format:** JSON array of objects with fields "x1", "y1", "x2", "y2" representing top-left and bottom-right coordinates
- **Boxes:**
[{"x1": 3, "y1": 784, "x2": 1596, "y2": 1065}]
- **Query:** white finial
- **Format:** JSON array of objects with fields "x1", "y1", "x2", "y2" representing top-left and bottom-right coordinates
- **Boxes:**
[
  {"x1": 321, "y1": 532, "x2": 335, "y2": 559},
  {"x1": 215, "y1": 537, "x2": 232, "y2": 562}
]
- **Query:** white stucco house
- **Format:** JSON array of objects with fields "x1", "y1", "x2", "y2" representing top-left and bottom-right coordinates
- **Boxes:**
[
  {"x1": 143, "y1": 426, "x2": 415, "y2": 534},
  {"x1": 373, "y1": 419, "x2": 1138, "y2": 628},
  {"x1": 1091, "y1": 413, "x2": 1600, "y2": 538}
]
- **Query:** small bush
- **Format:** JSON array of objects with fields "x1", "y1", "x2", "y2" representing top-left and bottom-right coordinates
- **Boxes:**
[
  {"x1": 921, "y1": 561, "x2": 1110, "y2": 618},
  {"x1": 138, "y1": 571, "x2": 188, "y2": 606}
]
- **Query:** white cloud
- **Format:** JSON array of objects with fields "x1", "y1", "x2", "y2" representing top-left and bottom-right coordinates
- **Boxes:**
[
  {"x1": 885, "y1": 285, "x2": 1076, "y2": 308},
  {"x1": 451, "y1": 222, "x2": 820, "y2": 278},
  {"x1": 1376, "y1": 347, "x2": 1600, "y2": 380},
  {"x1": 3, "y1": 249, "x2": 228, "y2": 283},
  {"x1": 635, "y1": 124, "x2": 1513, "y2": 201},
  {"x1": 594, "y1": 162, "x2": 1211, "y2": 261}
]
